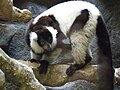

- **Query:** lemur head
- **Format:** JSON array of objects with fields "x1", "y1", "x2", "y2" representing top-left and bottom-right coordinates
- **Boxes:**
[{"x1": 29, "y1": 25, "x2": 58, "y2": 54}]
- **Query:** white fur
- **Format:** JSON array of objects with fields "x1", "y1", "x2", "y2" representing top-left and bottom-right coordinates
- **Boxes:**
[
  {"x1": 30, "y1": 50, "x2": 42, "y2": 60},
  {"x1": 71, "y1": 11, "x2": 99, "y2": 64},
  {"x1": 45, "y1": 26, "x2": 58, "y2": 49},
  {"x1": 33, "y1": 1, "x2": 100, "y2": 36},
  {"x1": 29, "y1": 32, "x2": 44, "y2": 54}
]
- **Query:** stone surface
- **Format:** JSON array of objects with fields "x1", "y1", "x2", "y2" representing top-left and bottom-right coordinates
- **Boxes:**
[
  {"x1": 6, "y1": 23, "x2": 30, "y2": 60},
  {"x1": 13, "y1": 0, "x2": 69, "y2": 8},
  {"x1": 0, "y1": 70, "x2": 5, "y2": 90},
  {"x1": 0, "y1": 48, "x2": 46, "y2": 90},
  {"x1": 12, "y1": 6, "x2": 32, "y2": 22},
  {"x1": 46, "y1": 80, "x2": 96, "y2": 90},
  {"x1": 0, "y1": 24, "x2": 16, "y2": 53},
  {"x1": 19, "y1": 60, "x2": 98, "y2": 87},
  {"x1": 0, "y1": 0, "x2": 13, "y2": 21},
  {"x1": 0, "y1": 22, "x2": 30, "y2": 60},
  {"x1": 15, "y1": 2, "x2": 47, "y2": 18},
  {"x1": 0, "y1": 0, "x2": 32, "y2": 22}
]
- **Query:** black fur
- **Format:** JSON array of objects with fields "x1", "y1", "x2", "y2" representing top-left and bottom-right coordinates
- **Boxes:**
[
  {"x1": 96, "y1": 16, "x2": 114, "y2": 90},
  {"x1": 35, "y1": 29, "x2": 53, "y2": 46},
  {"x1": 38, "y1": 60, "x2": 49, "y2": 74},
  {"x1": 68, "y1": 9, "x2": 89, "y2": 36}
]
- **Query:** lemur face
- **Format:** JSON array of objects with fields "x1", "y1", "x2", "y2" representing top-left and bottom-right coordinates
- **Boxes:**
[
  {"x1": 29, "y1": 26, "x2": 57, "y2": 55},
  {"x1": 37, "y1": 28, "x2": 53, "y2": 53}
]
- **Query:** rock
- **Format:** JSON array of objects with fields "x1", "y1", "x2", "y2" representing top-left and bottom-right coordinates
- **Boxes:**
[
  {"x1": 6, "y1": 23, "x2": 30, "y2": 60},
  {"x1": 46, "y1": 80, "x2": 96, "y2": 90},
  {"x1": 31, "y1": 0, "x2": 69, "y2": 8},
  {"x1": 0, "y1": 0, "x2": 32, "y2": 22},
  {"x1": 12, "y1": 6, "x2": 32, "y2": 22},
  {"x1": 34, "y1": 64, "x2": 68, "y2": 86},
  {"x1": 0, "y1": 0, "x2": 13, "y2": 21},
  {"x1": 0, "y1": 70, "x2": 5, "y2": 90},
  {"x1": 0, "y1": 22, "x2": 30, "y2": 60},
  {"x1": 13, "y1": 1, "x2": 47, "y2": 18},
  {"x1": 0, "y1": 48, "x2": 46, "y2": 90},
  {"x1": 19, "y1": 60, "x2": 98, "y2": 87},
  {"x1": 5, "y1": 82, "x2": 19, "y2": 90},
  {"x1": 0, "y1": 48, "x2": 99, "y2": 90},
  {"x1": 0, "y1": 24, "x2": 16, "y2": 53},
  {"x1": 13, "y1": 0, "x2": 70, "y2": 8}
]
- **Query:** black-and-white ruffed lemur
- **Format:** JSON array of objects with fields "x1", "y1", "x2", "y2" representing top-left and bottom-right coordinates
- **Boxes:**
[{"x1": 25, "y1": 1, "x2": 114, "y2": 90}]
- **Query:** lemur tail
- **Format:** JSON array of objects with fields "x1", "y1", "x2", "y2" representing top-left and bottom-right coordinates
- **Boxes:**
[{"x1": 96, "y1": 16, "x2": 114, "y2": 90}]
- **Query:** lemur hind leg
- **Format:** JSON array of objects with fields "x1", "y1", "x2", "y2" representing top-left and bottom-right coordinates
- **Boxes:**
[
  {"x1": 66, "y1": 9, "x2": 91, "y2": 76},
  {"x1": 66, "y1": 53, "x2": 92, "y2": 76}
]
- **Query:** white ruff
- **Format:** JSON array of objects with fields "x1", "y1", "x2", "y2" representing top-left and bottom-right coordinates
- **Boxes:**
[
  {"x1": 32, "y1": 1, "x2": 100, "y2": 36},
  {"x1": 45, "y1": 26, "x2": 57, "y2": 49},
  {"x1": 29, "y1": 32, "x2": 44, "y2": 54}
]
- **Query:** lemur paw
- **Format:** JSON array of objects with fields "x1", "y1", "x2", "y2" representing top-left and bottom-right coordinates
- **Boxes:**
[
  {"x1": 30, "y1": 59, "x2": 39, "y2": 63},
  {"x1": 66, "y1": 64, "x2": 85, "y2": 76},
  {"x1": 38, "y1": 60, "x2": 49, "y2": 74},
  {"x1": 66, "y1": 65, "x2": 76, "y2": 76}
]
